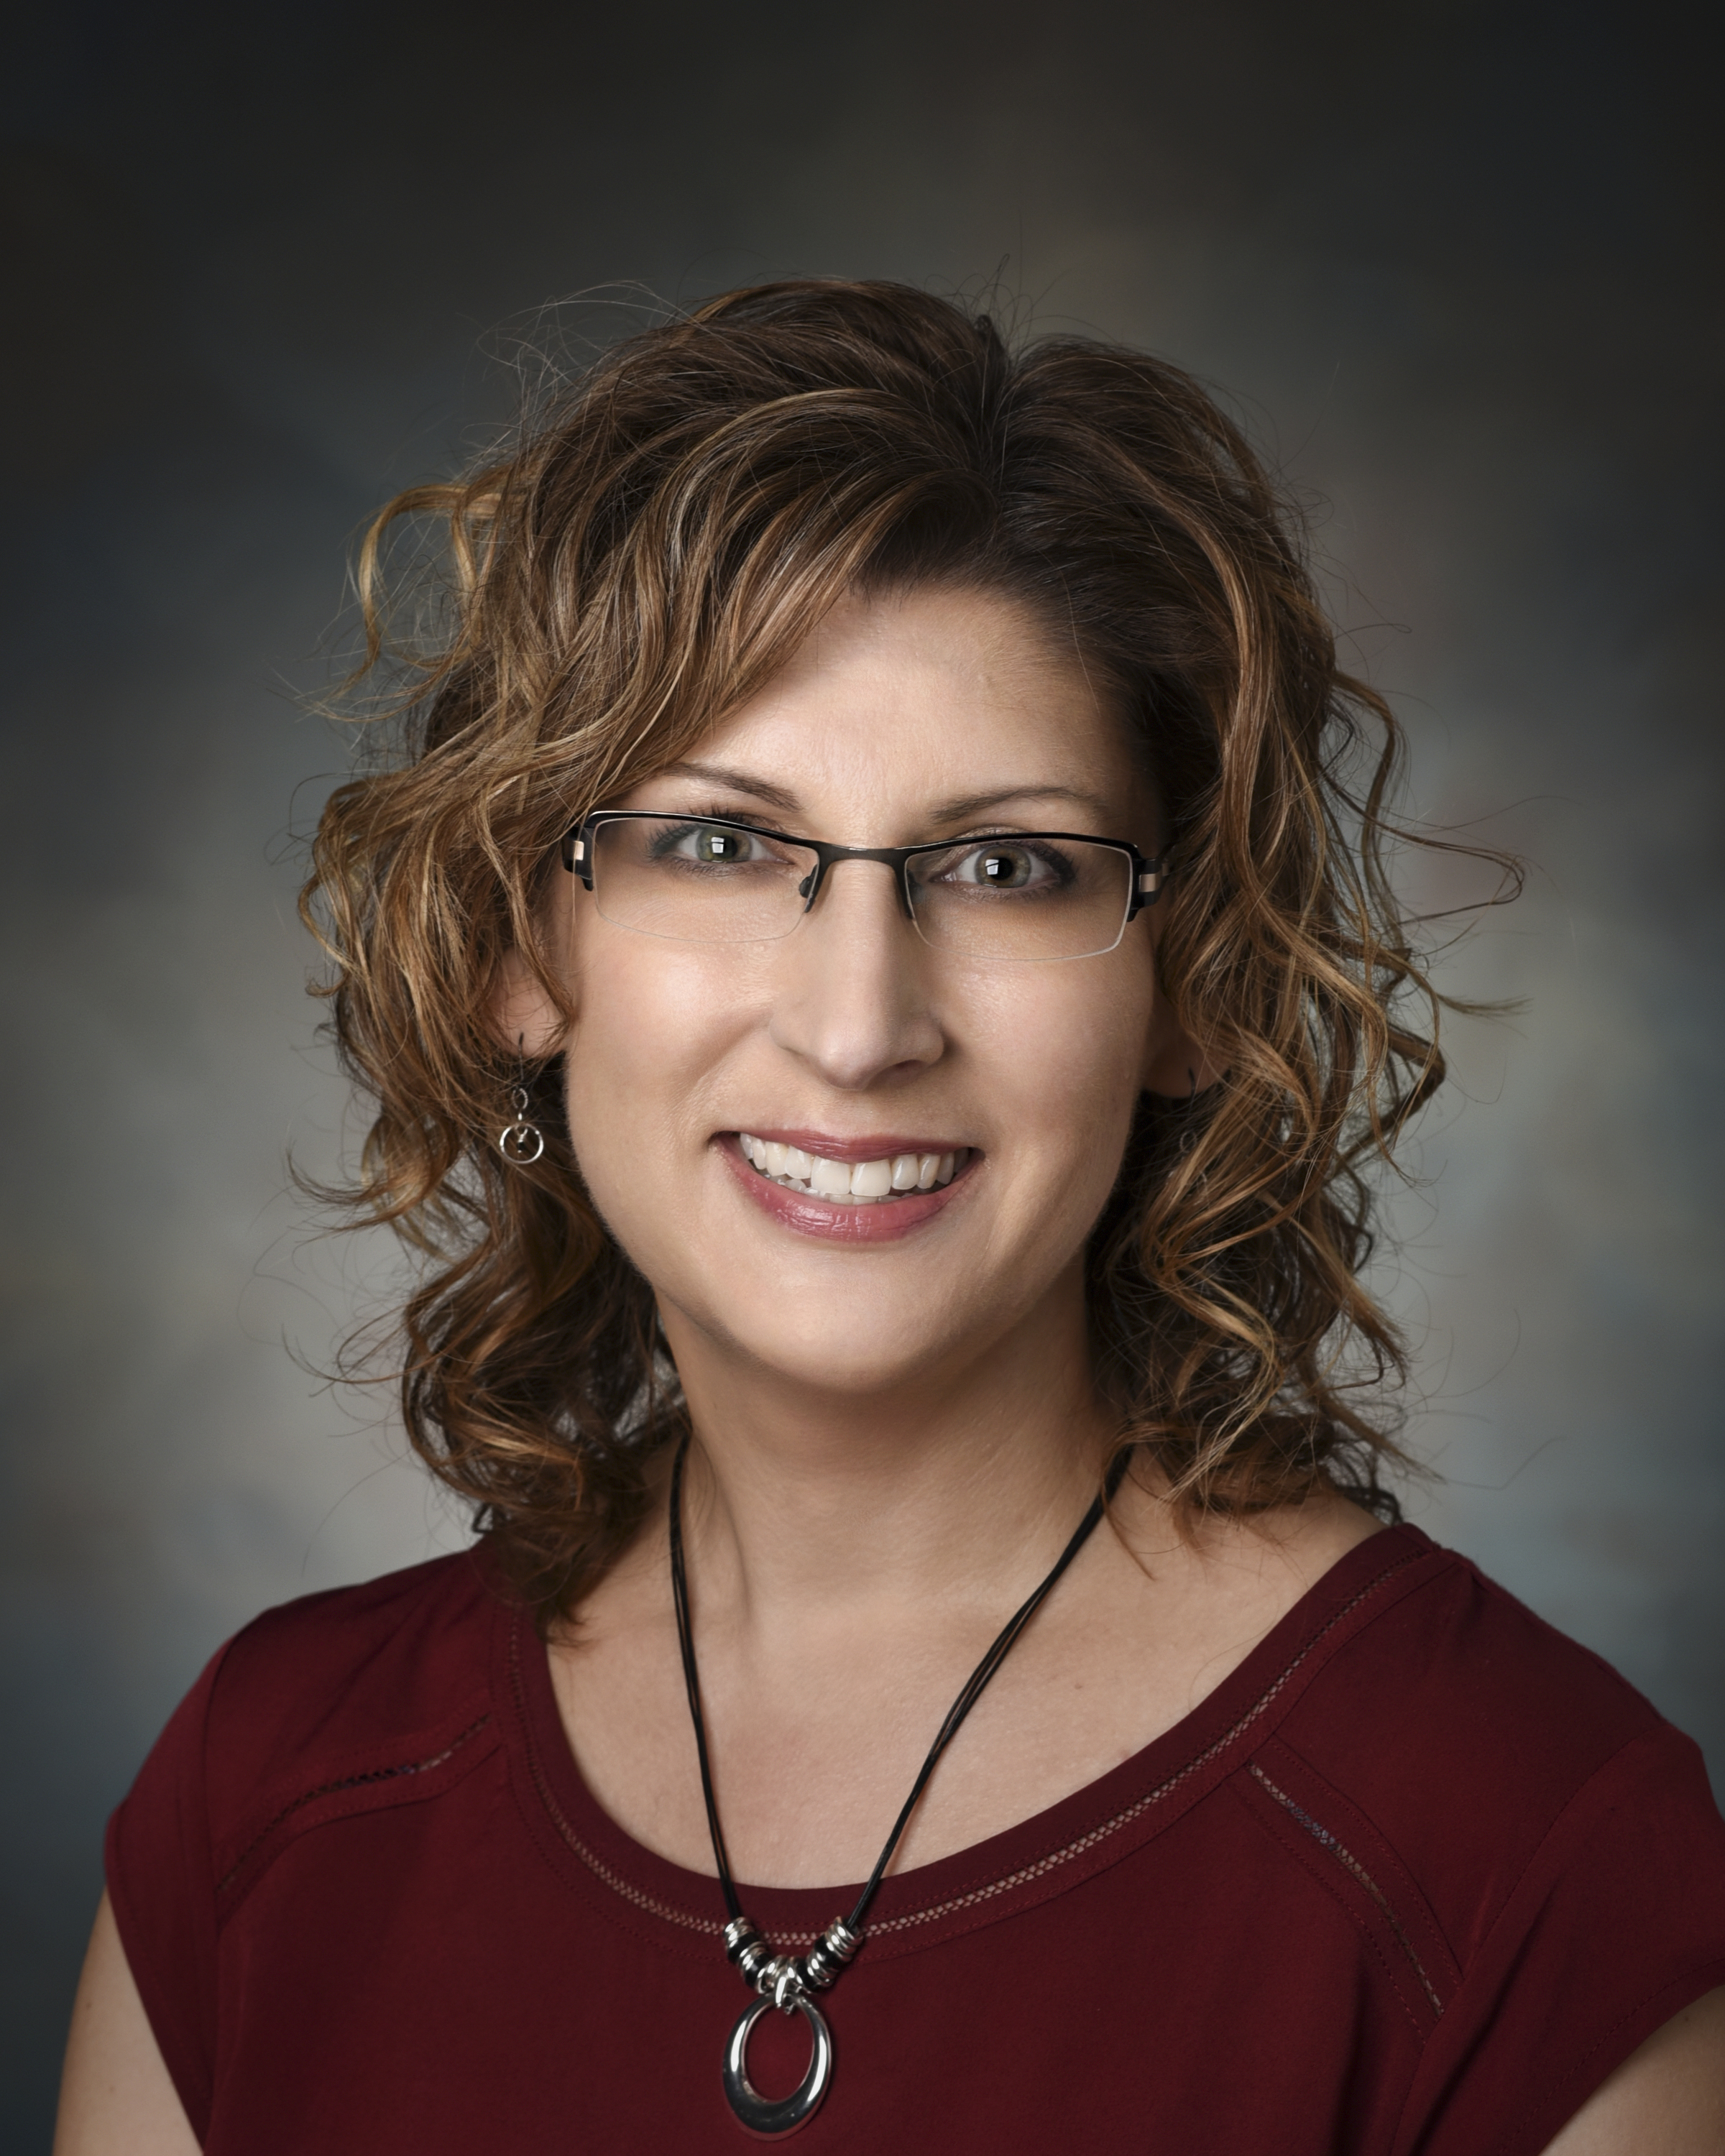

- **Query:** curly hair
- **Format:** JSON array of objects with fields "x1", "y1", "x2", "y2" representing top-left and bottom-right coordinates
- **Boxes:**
[{"x1": 303, "y1": 277, "x2": 1487, "y2": 1622}]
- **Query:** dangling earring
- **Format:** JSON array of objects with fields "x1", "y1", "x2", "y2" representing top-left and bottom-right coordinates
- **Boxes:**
[
  {"x1": 1177, "y1": 1067, "x2": 1200, "y2": 1157},
  {"x1": 497, "y1": 1059, "x2": 546, "y2": 1165}
]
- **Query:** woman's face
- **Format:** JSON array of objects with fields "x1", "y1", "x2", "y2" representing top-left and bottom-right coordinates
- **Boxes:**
[{"x1": 542, "y1": 585, "x2": 1192, "y2": 1401}]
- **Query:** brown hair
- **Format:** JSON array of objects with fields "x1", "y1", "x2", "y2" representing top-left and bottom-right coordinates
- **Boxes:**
[{"x1": 303, "y1": 277, "x2": 1490, "y2": 1620}]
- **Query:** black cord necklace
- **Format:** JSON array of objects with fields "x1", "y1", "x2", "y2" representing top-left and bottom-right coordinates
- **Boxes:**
[{"x1": 668, "y1": 1432, "x2": 1123, "y2": 2138}]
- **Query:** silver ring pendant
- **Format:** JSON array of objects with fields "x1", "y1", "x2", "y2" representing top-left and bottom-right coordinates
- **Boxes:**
[{"x1": 722, "y1": 1994, "x2": 834, "y2": 2138}]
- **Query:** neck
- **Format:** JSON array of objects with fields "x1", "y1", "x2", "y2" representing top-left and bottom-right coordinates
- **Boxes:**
[{"x1": 657, "y1": 1264, "x2": 1118, "y2": 1629}]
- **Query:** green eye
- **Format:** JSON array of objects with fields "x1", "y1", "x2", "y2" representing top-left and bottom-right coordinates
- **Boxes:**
[
  {"x1": 975, "y1": 846, "x2": 1033, "y2": 888},
  {"x1": 694, "y1": 826, "x2": 753, "y2": 863}
]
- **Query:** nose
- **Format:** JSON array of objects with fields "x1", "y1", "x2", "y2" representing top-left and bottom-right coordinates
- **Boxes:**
[{"x1": 767, "y1": 857, "x2": 944, "y2": 1089}]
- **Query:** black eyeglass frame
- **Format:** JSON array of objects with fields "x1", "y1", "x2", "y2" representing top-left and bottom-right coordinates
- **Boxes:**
[{"x1": 558, "y1": 811, "x2": 1165, "y2": 939}]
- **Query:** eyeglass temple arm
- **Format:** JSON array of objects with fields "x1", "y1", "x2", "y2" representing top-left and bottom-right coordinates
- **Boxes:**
[
  {"x1": 562, "y1": 828, "x2": 593, "y2": 885},
  {"x1": 1127, "y1": 855, "x2": 1164, "y2": 917}
]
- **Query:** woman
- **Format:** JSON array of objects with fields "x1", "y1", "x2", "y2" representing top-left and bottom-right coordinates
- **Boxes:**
[{"x1": 56, "y1": 280, "x2": 1725, "y2": 2152}]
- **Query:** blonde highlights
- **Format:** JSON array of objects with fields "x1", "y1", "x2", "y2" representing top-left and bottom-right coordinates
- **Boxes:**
[{"x1": 303, "y1": 279, "x2": 1493, "y2": 1618}]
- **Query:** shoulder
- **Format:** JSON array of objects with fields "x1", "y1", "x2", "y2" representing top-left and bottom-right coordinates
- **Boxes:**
[
  {"x1": 218, "y1": 1543, "x2": 498, "y2": 1687},
  {"x1": 1274, "y1": 1529, "x2": 1725, "y2": 1958},
  {"x1": 1251, "y1": 1531, "x2": 1725, "y2": 2153},
  {"x1": 104, "y1": 1547, "x2": 514, "y2": 2137},
  {"x1": 1307, "y1": 1529, "x2": 1666, "y2": 1757},
  {"x1": 1302, "y1": 1531, "x2": 1670, "y2": 1775},
  {"x1": 196, "y1": 1547, "x2": 505, "y2": 1838}
]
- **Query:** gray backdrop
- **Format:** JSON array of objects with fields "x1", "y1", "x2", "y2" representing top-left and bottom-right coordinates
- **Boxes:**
[{"x1": 4, "y1": 0, "x2": 1719, "y2": 2140}]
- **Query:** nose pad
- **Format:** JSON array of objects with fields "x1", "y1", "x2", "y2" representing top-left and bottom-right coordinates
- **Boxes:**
[{"x1": 794, "y1": 854, "x2": 916, "y2": 924}]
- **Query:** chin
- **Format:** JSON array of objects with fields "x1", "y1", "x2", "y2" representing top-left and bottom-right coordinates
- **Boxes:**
[{"x1": 678, "y1": 1300, "x2": 968, "y2": 1398}]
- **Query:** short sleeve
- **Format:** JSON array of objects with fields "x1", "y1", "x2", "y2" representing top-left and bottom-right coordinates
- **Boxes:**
[
  {"x1": 105, "y1": 1641, "x2": 230, "y2": 2143},
  {"x1": 1394, "y1": 1720, "x2": 1725, "y2": 2156}
]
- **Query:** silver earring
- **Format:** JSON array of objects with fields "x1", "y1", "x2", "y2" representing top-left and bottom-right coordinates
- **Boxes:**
[
  {"x1": 498, "y1": 1078, "x2": 546, "y2": 1165},
  {"x1": 1177, "y1": 1068, "x2": 1200, "y2": 1157}
]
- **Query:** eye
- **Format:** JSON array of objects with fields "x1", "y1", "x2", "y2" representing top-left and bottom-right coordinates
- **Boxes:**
[
  {"x1": 693, "y1": 826, "x2": 754, "y2": 865},
  {"x1": 947, "y1": 841, "x2": 1066, "y2": 892},
  {"x1": 650, "y1": 821, "x2": 763, "y2": 866},
  {"x1": 973, "y1": 844, "x2": 1032, "y2": 889}
]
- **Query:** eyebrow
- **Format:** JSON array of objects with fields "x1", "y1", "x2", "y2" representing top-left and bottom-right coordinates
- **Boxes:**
[
  {"x1": 926, "y1": 782, "x2": 1115, "y2": 826},
  {"x1": 656, "y1": 762, "x2": 1116, "y2": 829},
  {"x1": 657, "y1": 760, "x2": 803, "y2": 812}
]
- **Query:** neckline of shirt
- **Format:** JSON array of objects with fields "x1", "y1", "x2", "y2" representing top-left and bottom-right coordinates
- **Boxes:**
[{"x1": 499, "y1": 1519, "x2": 1447, "y2": 1961}]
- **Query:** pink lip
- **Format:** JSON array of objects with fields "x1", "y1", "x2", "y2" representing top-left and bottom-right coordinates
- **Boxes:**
[
  {"x1": 737, "y1": 1128, "x2": 971, "y2": 1165},
  {"x1": 718, "y1": 1135, "x2": 975, "y2": 1243}
]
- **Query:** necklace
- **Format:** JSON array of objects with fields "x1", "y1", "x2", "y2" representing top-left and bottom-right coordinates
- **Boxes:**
[{"x1": 668, "y1": 1432, "x2": 1121, "y2": 2138}]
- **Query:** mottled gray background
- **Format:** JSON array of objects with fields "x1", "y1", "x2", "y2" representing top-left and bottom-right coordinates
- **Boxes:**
[{"x1": 2, "y1": 0, "x2": 1719, "y2": 2140}]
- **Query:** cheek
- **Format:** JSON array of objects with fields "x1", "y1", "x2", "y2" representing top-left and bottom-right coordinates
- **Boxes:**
[
  {"x1": 962, "y1": 949, "x2": 1156, "y2": 1163},
  {"x1": 560, "y1": 941, "x2": 753, "y2": 1172},
  {"x1": 565, "y1": 944, "x2": 694, "y2": 1138}
]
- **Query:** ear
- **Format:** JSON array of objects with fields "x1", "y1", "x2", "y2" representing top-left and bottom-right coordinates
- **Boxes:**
[
  {"x1": 1141, "y1": 999, "x2": 1224, "y2": 1100},
  {"x1": 489, "y1": 946, "x2": 567, "y2": 1063}
]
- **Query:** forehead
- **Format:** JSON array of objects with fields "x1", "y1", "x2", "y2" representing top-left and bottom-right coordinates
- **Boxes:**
[{"x1": 666, "y1": 586, "x2": 1142, "y2": 830}]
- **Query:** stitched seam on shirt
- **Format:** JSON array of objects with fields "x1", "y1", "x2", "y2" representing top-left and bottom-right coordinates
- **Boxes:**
[
  {"x1": 1248, "y1": 1761, "x2": 1444, "y2": 2016},
  {"x1": 216, "y1": 1714, "x2": 492, "y2": 1892},
  {"x1": 522, "y1": 1542, "x2": 1425, "y2": 1944},
  {"x1": 1237, "y1": 1777, "x2": 1427, "y2": 2039},
  {"x1": 862, "y1": 1550, "x2": 1426, "y2": 1938},
  {"x1": 1494, "y1": 1958, "x2": 1725, "y2": 2156},
  {"x1": 1465, "y1": 1724, "x2": 1661, "y2": 1976},
  {"x1": 510, "y1": 1618, "x2": 745, "y2": 1943},
  {"x1": 1395, "y1": 1727, "x2": 1710, "y2": 2156}
]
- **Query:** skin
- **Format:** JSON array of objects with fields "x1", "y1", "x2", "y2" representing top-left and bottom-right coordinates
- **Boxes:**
[
  {"x1": 535, "y1": 584, "x2": 1367, "y2": 1887},
  {"x1": 55, "y1": 587, "x2": 1724, "y2": 2151}
]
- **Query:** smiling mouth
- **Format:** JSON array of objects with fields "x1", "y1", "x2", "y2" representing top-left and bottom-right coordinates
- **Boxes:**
[{"x1": 737, "y1": 1135, "x2": 970, "y2": 1204}]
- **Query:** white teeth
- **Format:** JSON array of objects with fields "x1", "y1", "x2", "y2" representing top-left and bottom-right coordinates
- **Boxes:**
[{"x1": 737, "y1": 1136, "x2": 970, "y2": 1204}]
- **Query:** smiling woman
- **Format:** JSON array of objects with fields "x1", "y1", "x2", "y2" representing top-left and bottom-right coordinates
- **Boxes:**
[{"x1": 55, "y1": 282, "x2": 1725, "y2": 2155}]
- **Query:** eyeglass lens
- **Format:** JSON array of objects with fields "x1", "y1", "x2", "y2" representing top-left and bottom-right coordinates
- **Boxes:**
[{"x1": 587, "y1": 817, "x2": 1133, "y2": 963}]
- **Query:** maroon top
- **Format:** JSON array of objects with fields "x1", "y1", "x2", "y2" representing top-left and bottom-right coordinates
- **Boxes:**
[{"x1": 108, "y1": 1526, "x2": 1725, "y2": 2154}]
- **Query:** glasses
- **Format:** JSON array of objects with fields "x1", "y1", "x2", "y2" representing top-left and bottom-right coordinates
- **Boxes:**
[{"x1": 561, "y1": 811, "x2": 1163, "y2": 964}]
